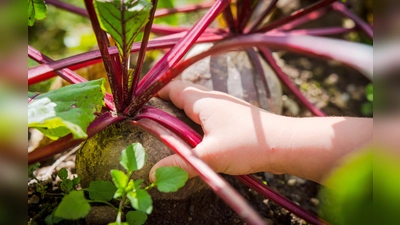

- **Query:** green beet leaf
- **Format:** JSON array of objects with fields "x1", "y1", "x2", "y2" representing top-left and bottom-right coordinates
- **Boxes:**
[
  {"x1": 54, "y1": 191, "x2": 90, "y2": 220},
  {"x1": 94, "y1": 0, "x2": 152, "y2": 57},
  {"x1": 155, "y1": 166, "x2": 188, "y2": 193},
  {"x1": 87, "y1": 180, "x2": 117, "y2": 201},
  {"x1": 111, "y1": 169, "x2": 128, "y2": 189},
  {"x1": 126, "y1": 211, "x2": 148, "y2": 225},
  {"x1": 127, "y1": 190, "x2": 152, "y2": 214},
  {"x1": 120, "y1": 143, "x2": 146, "y2": 173},
  {"x1": 28, "y1": 79, "x2": 105, "y2": 140},
  {"x1": 28, "y1": 0, "x2": 47, "y2": 26}
]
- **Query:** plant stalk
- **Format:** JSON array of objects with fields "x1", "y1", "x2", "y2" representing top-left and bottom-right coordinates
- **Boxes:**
[
  {"x1": 257, "y1": 47, "x2": 326, "y2": 116},
  {"x1": 222, "y1": 3, "x2": 238, "y2": 33},
  {"x1": 127, "y1": 33, "x2": 372, "y2": 112},
  {"x1": 236, "y1": 0, "x2": 259, "y2": 32},
  {"x1": 245, "y1": 0, "x2": 278, "y2": 33},
  {"x1": 28, "y1": 34, "x2": 226, "y2": 85},
  {"x1": 255, "y1": 0, "x2": 336, "y2": 33},
  {"x1": 131, "y1": 0, "x2": 159, "y2": 99},
  {"x1": 83, "y1": 0, "x2": 124, "y2": 112},
  {"x1": 331, "y1": 1, "x2": 373, "y2": 39},
  {"x1": 154, "y1": 1, "x2": 213, "y2": 17},
  {"x1": 236, "y1": 175, "x2": 330, "y2": 225},
  {"x1": 125, "y1": 0, "x2": 231, "y2": 116},
  {"x1": 134, "y1": 106, "x2": 202, "y2": 147}
]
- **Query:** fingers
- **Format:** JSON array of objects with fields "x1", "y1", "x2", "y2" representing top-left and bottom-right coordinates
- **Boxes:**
[
  {"x1": 158, "y1": 80, "x2": 210, "y2": 124},
  {"x1": 158, "y1": 80, "x2": 210, "y2": 103}
]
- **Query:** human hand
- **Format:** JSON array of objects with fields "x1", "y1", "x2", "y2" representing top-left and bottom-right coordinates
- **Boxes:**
[
  {"x1": 149, "y1": 81, "x2": 373, "y2": 184},
  {"x1": 149, "y1": 80, "x2": 287, "y2": 182}
]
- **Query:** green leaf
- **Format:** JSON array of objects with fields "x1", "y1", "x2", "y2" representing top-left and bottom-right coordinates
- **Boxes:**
[
  {"x1": 94, "y1": 0, "x2": 152, "y2": 57},
  {"x1": 154, "y1": 0, "x2": 178, "y2": 26},
  {"x1": 125, "y1": 180, "x2": 135, "y2": 192},
  {"x1": 87, "y1": 180, "x2": 117, "y2": 201},
  {"x1": 57, "y1": 168, "x2": 68, "y2": 180},
  {"x1": 28, "y1": 0, "x2": 47, "y2": 26},
  {"x1": 113, "y1": 188, "x2": 125, "y2": 199},
  {"x1": 319, "y1": 149, "x2": 372, "y2": 225},
  {"x1": 134, "y1": 179, "x2": 144, "y2": 190},
  {"x1": 54, "y1": 190, "x2": 91, "y2": 220},
  {"x1": 126, "y1": 211, "x2": 148, "y2": 225},
  {"x1": 111, "y1": 169, "x2": 128, "y2": 189},
  {"x1": 120, "y1": 143, "x2": 146, "y2": 173},
  {"x1": 28, "y1": 162, "x2": 40, "y2": 178},
  {"x1": 155, "y1": 166, "x2": 188, "y2": 193},
  {"x1": 72, "y1": 177, "x2": 81, "y2": 187},
  {"x1": 45, "y1": 208, "x2": 63, "y2": 225},
  {"x1": 127, "y1": 190, "x2": 152, "y2": 214},
  {"x1": 28, "y1": 79, "x2": 105, "y2": 140},
  {"x1": 61, "y1": 179, "x2": 74, "y2": 193}
]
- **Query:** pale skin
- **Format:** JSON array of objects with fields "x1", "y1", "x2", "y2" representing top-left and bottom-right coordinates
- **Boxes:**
[{"x1": 149, "y1": 80, "x2": 373, "y2": 185}]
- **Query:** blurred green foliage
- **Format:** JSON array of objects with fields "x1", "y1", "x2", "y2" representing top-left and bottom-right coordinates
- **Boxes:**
[
  {"x1": 28, "y1": 0, "x2": 96, "y2": 59},
  {"x1": 374, "y1": 149, "x2": 400, "y2": 225},
  {"x1": 319, "y1": 149, "x2": 373, "y2": 225},
  {"x1": 361, "y1": 83, "x2": 373, "y2": 116}
]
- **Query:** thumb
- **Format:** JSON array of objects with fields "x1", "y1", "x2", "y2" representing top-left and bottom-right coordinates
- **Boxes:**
[{"x1": 149, "y1": 154, "x2": 199, "y2": 183}]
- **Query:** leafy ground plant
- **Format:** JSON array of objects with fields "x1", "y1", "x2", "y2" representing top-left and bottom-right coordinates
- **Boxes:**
[
  {"x1": 28, "y1": 0, "x2": 373, "y2": 224},
  {"x1": 45, "y1": 143, "x2": 187, "y2": 225}
]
